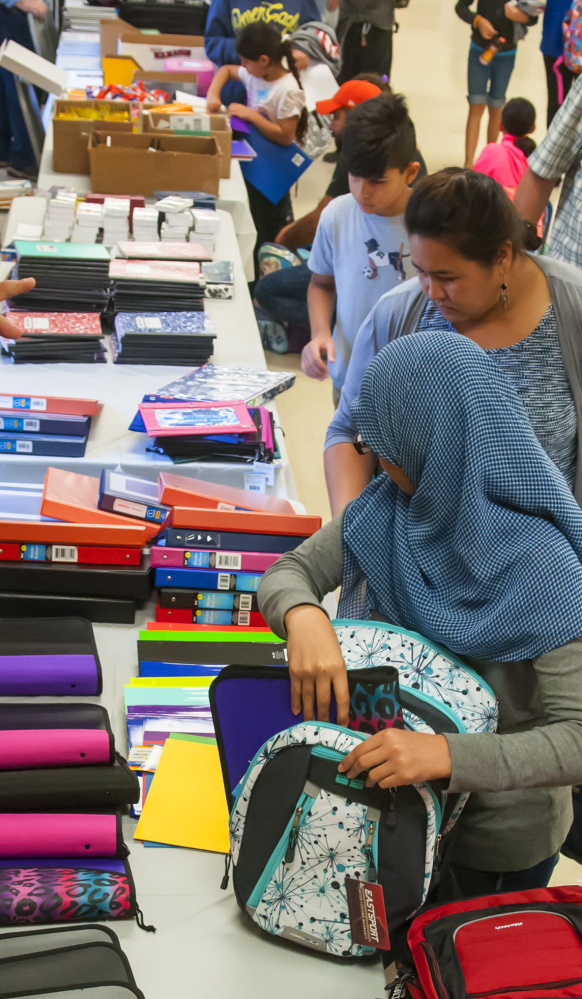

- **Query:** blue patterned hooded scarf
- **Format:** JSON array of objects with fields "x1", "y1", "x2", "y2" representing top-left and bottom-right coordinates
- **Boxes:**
[{"x1": 339, "y1": 329, "x2": 582, "y2": 661}]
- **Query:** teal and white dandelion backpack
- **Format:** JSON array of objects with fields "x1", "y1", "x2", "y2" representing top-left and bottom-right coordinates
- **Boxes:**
[{"x1": 210, "y1": 620, "x2": 498, "y2": 958}]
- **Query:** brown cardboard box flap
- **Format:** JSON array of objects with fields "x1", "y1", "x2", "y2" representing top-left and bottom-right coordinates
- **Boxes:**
[{"x1": 52, "y1": 99, "x2": 133, "y2": 175}]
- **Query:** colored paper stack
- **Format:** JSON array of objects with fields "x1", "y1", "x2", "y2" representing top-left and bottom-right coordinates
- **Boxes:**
[
  {"x1": 2, "y1": 311, "x2": 106, "y2": 364},
  {"x1": 134, "y1": 399, "x2": 277, "y2": 463},
  {"x1": 0, "y1": 392, "x2": 99, "y2": 458},
  {"x1": 11, "y1": 241, "x2": 111, "y2": 313},
  {"x1": 0, "y1": 620, "x2": 141, "y2": 928},
  {"x1": 109, "y1": 259, "x2": 205, "y2": 313},
  {"x1": 111, "y1": 311, "x2": 216, "y2": 366}
]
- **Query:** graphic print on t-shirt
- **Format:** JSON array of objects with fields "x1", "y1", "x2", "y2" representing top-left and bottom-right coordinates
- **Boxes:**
[{"x1": 363, "y1": 239, "x2": 407, "y2": 281}]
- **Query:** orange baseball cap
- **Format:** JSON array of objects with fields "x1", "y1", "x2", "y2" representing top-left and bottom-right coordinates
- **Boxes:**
[{"x1": 315, "y1": 79, "x2": 382, "y2": 115}]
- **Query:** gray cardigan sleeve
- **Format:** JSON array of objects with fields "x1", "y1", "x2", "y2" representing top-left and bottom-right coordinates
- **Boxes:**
[
  {"x1": 258, "y1": 516, "x2": 344, "y2": 638},
  {"x1": 447, "y1": 636, "x2": 582, "y2": 793}
]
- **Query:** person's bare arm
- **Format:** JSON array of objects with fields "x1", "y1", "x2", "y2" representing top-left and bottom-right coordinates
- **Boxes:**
[
  {"x1": 14, "y1": 0, "x2": 46, "y2": 16},
  {"x1": 206, "y1": 65, "x2": 239, "y2": 112},
  {"x1": 302, "y1": 272, "x2": 336, "y2": 379},
  {"x1": 324, "y1": 443, "x2": 376, "y2": 516},
  {"x1": 514, "y1": 168, "x2": 558, "y2": 223},
  {"x1": 228, "y1": 104, "x2": 298, "y2": 146},
  {"x1": 275, "y1": 196, "x2": 333, "y2": 250}
]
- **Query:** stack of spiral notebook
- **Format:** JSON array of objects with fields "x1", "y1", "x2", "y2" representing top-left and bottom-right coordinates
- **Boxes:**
[
  {"x1": 1, "y1": 312, "x2": 106, "y2": 364},
  {"x1": 111, "y1": 311, "x2": 216, "y2": 365},
  {"x1": 11, "y1": 242, "x2": 111, "y2": 313},
  {"x1": 109, "y1": 259, "x2": 205, "y2": 313}
]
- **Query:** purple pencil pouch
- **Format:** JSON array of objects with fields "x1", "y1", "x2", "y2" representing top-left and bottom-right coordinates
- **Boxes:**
[
  {"x1": 0, "y1": 617, "x2": 102, "y2": 696},
  {"x1": 0, "y1": 814, "x2": 124, "y2": 858}
]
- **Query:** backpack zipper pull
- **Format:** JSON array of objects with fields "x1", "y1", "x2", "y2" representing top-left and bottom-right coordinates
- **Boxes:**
[
  {"x1": 384, "y1": 789, "x2": 397, "y2": 828},
  {"x1": 364, "y1": 821, "x2": 377, "y2": 882},
  {"x1": 284, "y1": 803, "x2": 304, "y2": 865},
  {"x1": 221, "y1": 853, "x2": 233, "y2": 890}
]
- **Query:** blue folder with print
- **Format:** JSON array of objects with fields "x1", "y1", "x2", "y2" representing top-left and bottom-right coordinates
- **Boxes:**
[{"x1": 239, "y1": 123, "x2": 312, "y2": 204}]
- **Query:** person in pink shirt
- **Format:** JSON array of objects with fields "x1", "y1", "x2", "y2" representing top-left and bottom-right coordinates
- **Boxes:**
[{"x1": 474, "y1": 97, "x2": 537, "y2": 186}]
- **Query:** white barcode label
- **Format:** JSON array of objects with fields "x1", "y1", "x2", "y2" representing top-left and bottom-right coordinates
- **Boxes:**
[
  {"x1": 52, "y1": 546, "x2": 78, "y2": 563},
  {"x1": 30, "y1": 398, "x2": 47, "y2": 410},
  {"x1": 238, "y1": 593, "x2": 253, "y2": 611},
  {"x1": 254, "y1": 461, "x2": 275, "y2": 487},
  {"x1": 37, "y1": 243, "x2": 58, "y2": 253},
  {"x1": 292, "y1": 153, "x2": 305, "y2": 167},
  {"x1": 23, "y1": 419, "x2": 40, "y2": 431},
  {"x1": 136, "y1": 316, "x2": 163, "y2": 330},
  {"x1": 244, "y1": 473, "x2": 266, "y2": 494},
  {"x1": 127, "y1": 263, "x2": 150, "y2": 276},
  {"x1": 16, "y1": 440, "x2": 32, "y2": 452},
  {"x1": 237, "y1": 611, "x2": 250, "y2": 626},
  {"x1": 217, "y1": 502, "x2": 236, "y2": 511},
  {"x1": 215, "y1": 552, "x2": 242, "y2": 570},
  {"x1": 31, "y1": 317, "x2": 50, "y2": 330},
  {"x1": 217, "y1": 572, "x2": 231, "y2": 590}
]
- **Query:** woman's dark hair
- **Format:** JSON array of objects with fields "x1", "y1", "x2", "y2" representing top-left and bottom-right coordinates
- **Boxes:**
[
  {"x1": 342, "y1": 92, "x2": 416, "y2": 178},
  {"x1": 404, "y1": 169, "x2": 531, "y2": 265},
  {"x1": 502, "y1": 97, "x2": 537, "y2": 156},
  {"x1": 235, "y1": 23, "x2": 308, "y2": 142}
]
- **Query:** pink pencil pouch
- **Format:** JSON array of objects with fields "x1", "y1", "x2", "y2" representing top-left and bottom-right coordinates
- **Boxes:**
[
  {"x1": 0, "y1": 729, "x2": 113, "y2": 770},
  {"x1": 0, "y1": 813, "x2": 124, "y2": 857}
]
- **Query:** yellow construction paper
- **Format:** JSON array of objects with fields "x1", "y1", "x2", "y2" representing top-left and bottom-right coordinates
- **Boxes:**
[
  {"x1": 134, "y1": 738, "x2": 230, "y2": 853},
  {"x1": 129, "y1": 677, "x2": 213, "y2": 687}
]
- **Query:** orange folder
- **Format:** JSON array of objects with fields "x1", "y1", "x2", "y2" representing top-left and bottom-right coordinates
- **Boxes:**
[
  {"x1": 158, "y1": 471, "x2": 296, "y2": 516},
  {"x1": 41, "y1": 468, "x2": 162, "y2": 541},
  {"x1": 0, "y1": 522, "x2": 148, "y2": 546},
  {"x1": 171, "y1": 506, "x2": 321, "y2": 537}
]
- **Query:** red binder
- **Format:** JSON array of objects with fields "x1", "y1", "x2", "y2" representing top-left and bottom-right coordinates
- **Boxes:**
[
  {"x1": 42, "y1": 468, "x2": 162, "y2": 541},
  {"x1": 0, "y1": 544, "x2": 142, "y2": 565},
  {"x1": 155, "y1": 605, "x2": 267, "y2": 627},
  {"x1": 171, "y1": 506, "x2": 321, "y2": 537},
  {"x1": 158, "y1": 471, "x2": 295, "y2": 516},
  {"x1": 0, "y1": 523, "x2": 147, "y2": 546},
  {"x1": 0, "y1": 394, "x2": 102, "y2": 416}
]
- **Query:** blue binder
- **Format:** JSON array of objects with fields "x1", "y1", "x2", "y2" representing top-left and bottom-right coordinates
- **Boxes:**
[{"x1": 240, "y1": 124, "x2": 312, "y2": 204}]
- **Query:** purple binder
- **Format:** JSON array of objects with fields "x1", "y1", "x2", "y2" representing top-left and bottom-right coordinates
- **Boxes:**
[{"x1": 0, "y1": 655, "x2": 100, "y2": 696}]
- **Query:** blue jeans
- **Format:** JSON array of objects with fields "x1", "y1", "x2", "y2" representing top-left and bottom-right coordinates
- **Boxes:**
[
  {"x1": 254, "y1": 263, "x2": 311, "y2": 328},
  {"x1": 468, "y1": 42, "x2": 516, "y2": 108},
  {"x1": 0, "y1": 5, "x2": 36, "y2": 169},
  {"x1": 448, "y1": 851, "x2": 560, "y2": 899}
]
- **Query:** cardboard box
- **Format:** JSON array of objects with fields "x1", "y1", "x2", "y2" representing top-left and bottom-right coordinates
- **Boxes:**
[
  {"x1": 52, "y1": 99, "x2": 133, "y2": 175},
  {"x1": 89, "y1": 132, "x2": 220, "y2": 197},
  {"x1": 118, "y1": 31, "x2": 206, "y2": 72},
  {"x1": 141, "y1": 111, "x2": 231, "y2": 179},
  {"x1": 100, "y1": 17, "x2": 138, "y2": 61}
]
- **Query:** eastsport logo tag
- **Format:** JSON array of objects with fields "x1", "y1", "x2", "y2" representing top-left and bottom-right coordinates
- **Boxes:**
[{"x1": 494, "y1": 922, "x2": 524, "y2": 930}]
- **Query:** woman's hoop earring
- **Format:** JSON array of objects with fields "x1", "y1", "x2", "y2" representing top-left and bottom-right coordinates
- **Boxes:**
[{"x1": 500, "y1": 282, "x2": 509, "y2": 311}]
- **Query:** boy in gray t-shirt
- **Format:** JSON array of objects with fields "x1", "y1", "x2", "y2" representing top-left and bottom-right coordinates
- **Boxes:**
[{"x1": 303, "y1": 92, "x2": 421, "y2": 401}]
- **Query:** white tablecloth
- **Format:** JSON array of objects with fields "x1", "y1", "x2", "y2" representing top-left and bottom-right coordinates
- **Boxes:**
[
  {"x1": 0, "y1": 208, "x2": 294, "y2": 498},
  {"x1": 36, "y1": 123, "x2": 257, "y2": 281}
]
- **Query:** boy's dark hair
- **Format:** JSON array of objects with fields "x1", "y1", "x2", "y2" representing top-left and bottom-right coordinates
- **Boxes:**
[
  {"x1": 341, "y1": 93, "x2": 416, "y2": 178},
  {"x1": 353, "y1": 72, "x2": 392, "y2": 94},
  {"x1": 502, "y1": 97, "x2": 537, "y2": 157},
  {"x1": 235, "y1": 23, "x2": 308, "y2": 141},
  {"x1": 405, "y1": 168, "x2": 527, "y2": 266}
]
